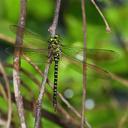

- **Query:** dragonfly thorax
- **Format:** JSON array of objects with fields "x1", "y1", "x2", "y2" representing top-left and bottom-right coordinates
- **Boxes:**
[{"x1": 48, "y1": 35, "x2": 62, "y2": 62}]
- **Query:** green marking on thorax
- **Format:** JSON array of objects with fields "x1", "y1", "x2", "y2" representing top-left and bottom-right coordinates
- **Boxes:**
[{"x1": 48, "y1": 35, "x2": 62, "y2": 62}]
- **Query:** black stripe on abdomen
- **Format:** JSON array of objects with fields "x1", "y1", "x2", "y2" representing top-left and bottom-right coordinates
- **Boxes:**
[{"x1": 53, "y1": 58, "x2": 59, "y2": 110}]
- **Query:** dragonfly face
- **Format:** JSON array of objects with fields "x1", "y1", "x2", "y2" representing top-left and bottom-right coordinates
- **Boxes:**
[{"x1": 48, "y1": 35, "x2": 62, "y2": 62}]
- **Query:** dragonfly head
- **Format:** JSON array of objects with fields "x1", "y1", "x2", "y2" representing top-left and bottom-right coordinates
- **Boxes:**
[
  {"x1": 48, "y1": 34, "x2": 61, "y2": 46},
  {"x1": 54, "y1": 34, "x2": 59, "y2": 39},
  {"x1": 48, "y1": 34, "x2": 62, "y2": 59},
  {"x1": 49, "y1": 34, "x2": 60, "y2": 42}
]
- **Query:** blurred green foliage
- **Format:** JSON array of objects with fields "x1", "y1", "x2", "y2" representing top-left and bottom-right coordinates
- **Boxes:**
[{"x1": 0, "y1": 0, "x2": 128, "y2": 128}]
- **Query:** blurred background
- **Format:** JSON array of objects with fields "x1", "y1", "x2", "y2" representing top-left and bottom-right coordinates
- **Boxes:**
[{"x1": 0, "y1": 0, "x2": 128, "y2": 128}]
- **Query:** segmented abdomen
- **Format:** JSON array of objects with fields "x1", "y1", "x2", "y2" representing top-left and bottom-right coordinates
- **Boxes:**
[{"x1": 53, "y1": 56, "x2": 59, "y2": 110}]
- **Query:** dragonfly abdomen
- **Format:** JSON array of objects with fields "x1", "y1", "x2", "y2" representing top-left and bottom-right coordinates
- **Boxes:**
[{"x1": 53, "y1": 56, "x2": 59, "y2": 110}]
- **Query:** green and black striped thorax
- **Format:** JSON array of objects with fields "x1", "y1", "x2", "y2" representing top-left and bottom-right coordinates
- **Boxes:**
[{"x1": 48, "y1": 35, "x2": 62, "y2": 62}]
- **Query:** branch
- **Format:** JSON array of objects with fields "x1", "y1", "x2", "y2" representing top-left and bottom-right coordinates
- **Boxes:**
[
  {"x1": 81, "y1": 0, "x2": 87, "y2": 128},
  {"x1": 48, "y1": 0, "x2": 61, "y2": 36},
  {"x1": 118, "y1": 110, "x2": 128, "y2": 128},
  {"x1": 23, "y1": 55, "x2": 90, "y2": 128},
  {"x1": 23, "y1": 55, "x2": 82, "y2": 117},
  {"x1": 34, "y1": 0, "x2": 61, "y2": 127},
  {"x1": 0, "y1": 62, "x2": 12, "y2": 128},
  {"x1": 1, "y1": 64, "x2": 82, "y2": 128},
  {"x1": 81, "y1": 1, "x2": 92, "y2": 128},
  {"x1": 0, "y1": 82, "x2": 7, "y2": 101},
  {"x1": 34, "y1": 63, "x2": 50, "y2": 128},
  {"x1": 0, "y1": 33, "x2": 14, "y2": 44},
  {"x1": 0, "y1": 118, "x2": 6, "y2": 127},
  {"x1": 11, "y1": 93, "x2": 81, "y2": 128},
  {"x1": 90, "y1": 0, "x2": 111, "y2": 32},
  {"x1": 13, "y1": 0, "x2": 27, "y2": 128}
]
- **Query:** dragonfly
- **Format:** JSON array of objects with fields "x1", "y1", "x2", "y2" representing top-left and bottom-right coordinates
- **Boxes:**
[{"x1": 1, "y1": 25, "x2": 118, "y2": 110}]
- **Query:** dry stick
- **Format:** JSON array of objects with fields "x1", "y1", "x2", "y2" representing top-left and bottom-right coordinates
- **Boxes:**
[
  {"x1": 3, "y1": 64, "x2": 81, "y2": 128},
  {"x1": 1, "y1": 34, "x2": 128, "y2": 83},
  {"x1": 109, "y1": 73, "x2": 128, "y2": 86},
  {"x1": 0, "y1": 119, "x2": 6, "y2": 126},
  {"x1": 34, "y1": 0, "x2": 61, "y2": 127},
  {"x1": 46, "y1": 92, "x2": 80, "y2": 127},
  {"x1": 0, "y1": 82, "x2": 7, "y2": 100},
  {"x1": 23, "y1": 55, "x2": 81, "y2": 118},
  {"x1": 10, "y1": 93, "x2": 81, "y2": 128},
  {"x1": 118, "y1": 110, "x2": 128, "y2": 128},
  {"x1": 1, "y1": 33, "x2": 127, "y2": 92},
  {"x1": 1, "y1": 31, "x2": 128, "y2": 83},
  {"x1": 0, "y1": 33, "x2": 14, "y2": 44},
  {"x1": 2, "y1": 35, "x2": 127, "y2": 127},
  {"x1": 0, "y1": 63, "x2": 12, "y2": 128},
  {"x1": 13, "y1": 0, "x2": 27, "y2": 128},
  {"x1": 4, "y1": 63, "x2": 41, "y2": 87},
  {"x1": 34, "y1": 63, "x2": 50, "y2": 128},
  {"x1": 48, "y1": 0, "x2": 61, "y2": 111},
  {"x1": 90, "y1": 0, "x2": 111, "y2": 32},
  {"x1": 48, "y1": 0, "x2": 61, "y2": 36},
  {"x1": 0, "y1": 35, "x2": 127, "y2": 126},
  {"x1": 81, "y1": 0, "x2": 87, "y2": 128},
  {"x1": 23, "y1": 55, "x2": 90, "y2": 128},
  {"x1": 58, "y1": 93, "x2": 80, "y2": 117},
  {"x1": 24, "y1": 55, "x2": 80, "y2": 114},
  {"x1": 22, "y1": 55, "x2": 128, "y2": 87},
  {"x1": 81, "y1": 1, "x2": 92, "y2": 128}
]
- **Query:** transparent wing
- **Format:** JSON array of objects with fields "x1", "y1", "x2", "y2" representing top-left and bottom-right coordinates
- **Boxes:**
[
  {"x1": 10, "y1": 25, "x2": 48, "y2": 49},
  {"x1": 6, "y1": 27, "x2": 118, "y2": 78},
  {"x1": 62, "y1": 54, "x2": 112, "y2": 79},
  {"x1": 10, "y1": 25, "x2": 118, "y2": 62},
  {"x1": 62, "y1": 45, "x2": 118, "y2": 79},
  {"x1": 22, "y1": 47, "x2": 49, "y2": 64},
  {"x1": 62, "y1": 45, "x2": 118, "y2": 63},
  {"x1": 3, "y1": 46, "x2": 49, "y2": 65},
  {"x1": 9, "y1": 25, "x2": 50, "y2": 64}
]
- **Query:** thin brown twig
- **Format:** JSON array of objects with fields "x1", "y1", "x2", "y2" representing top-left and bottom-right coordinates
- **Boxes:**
[
  {"x1": 109, "y1": 73, "x2": 128, "y2": 86},
  {"x1": 58, "y1": 93, "x2": 80, "y2": 117},
  {"x1": 4, "y1": 59, "x2": 86, "y2": 126},
  {"x1": 0, "y1": 33, "x2": 14, "y2": 44},
  {"x1": 118, "y1": 110, "x2": 128, "y2": 128},
  {"x1": 0, "y1": 118, "x2": 6, "y2": 127},
  {"x1": 2, "y1": 33, "x2": 128, "y2": 128},
  {"x1": 46, "y1": 92, "x2": 80, "y2": 126},
  {"x1": 13, "y1": 0, "x2": 27, "y2": 128},
  {"x1": 23, "y1": 55, "x2": 82, "y2": 117},
  {"x1": 90, "y1": 0, "x2": 111, "y2": 32},
  {"x1": 23, "y1": 55, "x2": 81, "y2": 113},
  {"x1": 3, "y1": 63, "x2": 82, "y2": 128},
  {"x1": 0, "y1": 82, "x2": 7, "y2": 100},
  {"x1": 4, "y1": 63, "x2": 41, "y2": 87},
  {"x1": 24, "y1": 49, "x2": 50, "y2": 128},
  {"x1": 48, "y1": 0, "x2": 61, "y2": 36},
  {"x1": 0, "y1": 62, "x2": 12, "y2": 128},
  {"x1": 34, "y1": 63, "x2": 50, "y2": 128},
  {"x1": 81, "y1": 0, "x2": 87, "y2": 128},
  {"x1": 1, "y1": 34, "x2": 128, "y2": 87},
  {"x1": 1, "y1": 33, "x2": 127, "y2": 127},
  {"x1": 23, "y1": 55, "x2": 90, "y2": 128},
  {"x1": 11, "y1": 92, "x2": 81, "y2": 128},
  {"x1": 34, "y1": 0, "x2": 61, "y2": 127}
]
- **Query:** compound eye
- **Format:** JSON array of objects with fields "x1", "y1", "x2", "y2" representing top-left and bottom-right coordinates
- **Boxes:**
[
  {"x1": 54, "y1": 34, "x2": 59, "y2": 39},
  {"x1": 50, "y1": 38, "x2": 53, "y2": 41}
]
